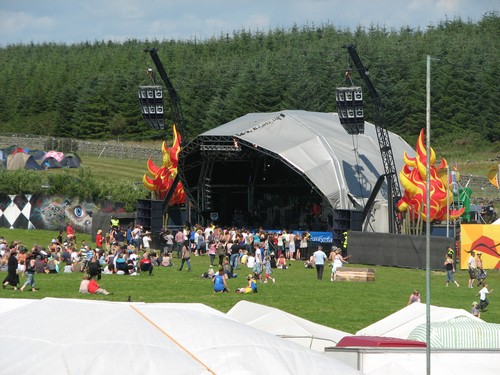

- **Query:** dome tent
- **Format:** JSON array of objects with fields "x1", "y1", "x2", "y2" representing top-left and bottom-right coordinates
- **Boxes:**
[{"x1": 6, "y1": 152, "x2": 44, "y2": 170}]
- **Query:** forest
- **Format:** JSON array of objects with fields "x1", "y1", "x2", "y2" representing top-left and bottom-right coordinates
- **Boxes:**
[{"x1": 0, "y1": 13, "x2": 498, "y2": 149}]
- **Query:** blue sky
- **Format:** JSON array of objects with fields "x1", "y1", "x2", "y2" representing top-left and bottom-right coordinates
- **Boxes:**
[{"x1": 0, "y1": 0, "x2": 497, "y2": 46}]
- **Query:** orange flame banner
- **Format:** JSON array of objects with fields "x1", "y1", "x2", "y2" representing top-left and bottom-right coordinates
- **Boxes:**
[
  {"x1": 142, "y1": 125, "x2": 186, "y2": 205},
  {"x1": 397, "y1": 129, "x2": 464, "y2": 222}
]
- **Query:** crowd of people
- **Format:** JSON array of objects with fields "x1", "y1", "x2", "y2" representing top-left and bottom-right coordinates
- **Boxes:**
[
  {"x1": 0, "y1": 220, "x2": 316, "y2": 294},
  {"x1": 0, "y1": 219, "x2": 495, "y2": 316}
]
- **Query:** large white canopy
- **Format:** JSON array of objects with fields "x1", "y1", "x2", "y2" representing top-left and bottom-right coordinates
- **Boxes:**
[
  {"x1": 202, "y1": 110, "x2": 414, "y2": 209},
  {"x1": 227, "y1": 300, "x2": 351, "y2": 351},
  {"x1": 356, "y1": 302, "x2": 480, "y2": 339},
  {"x1": 0, "y1": 298, "x2": 361, "y2": 375}
]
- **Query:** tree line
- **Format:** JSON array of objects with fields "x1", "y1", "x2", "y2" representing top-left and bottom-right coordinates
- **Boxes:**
[{"x1": 0, "y1": 13, "x2": 498, "y2": 149}]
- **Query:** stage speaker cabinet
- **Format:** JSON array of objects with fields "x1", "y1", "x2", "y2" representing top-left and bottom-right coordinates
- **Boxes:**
[
  {"x1": 138, "y1": 85, "x2": 165, "y2": 130},
  {"x1": 335, "y1": 86, "x2": 365, "y2": 135},
  {"x1": 136, "y1": 199, "x2": 163, "y2": 232},
  {"x1": 331, "y1": 209, "x2": 363, "y2": 247}
]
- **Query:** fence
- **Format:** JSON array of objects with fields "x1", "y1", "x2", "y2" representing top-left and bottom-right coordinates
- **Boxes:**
[{"x1": 0, "y1": 134, "x2": 162, "y2": 160}]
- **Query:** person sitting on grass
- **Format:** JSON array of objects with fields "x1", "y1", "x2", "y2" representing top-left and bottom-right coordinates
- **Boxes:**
[
  {"x1": 139, "y1": 252, "x2": 154, "y2": 276},
  {"x1": 236, "y1": 274, "x2": 258, "y2": 294},
  {"x1": 87, "y1": 275, "x2": 110, "y2": 295},
  {"x1": 213, "y1": 269, "x2": 229, "y2": 293}
]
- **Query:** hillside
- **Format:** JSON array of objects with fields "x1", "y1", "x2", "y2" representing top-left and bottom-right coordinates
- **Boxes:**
[{"x1": 0, "y1": 14, "x2": 498, "y2": 150}]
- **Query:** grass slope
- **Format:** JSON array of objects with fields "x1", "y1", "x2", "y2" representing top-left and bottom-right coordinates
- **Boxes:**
[{"x1": 1, "y1": 228, "x2": 498, "y2": 333}]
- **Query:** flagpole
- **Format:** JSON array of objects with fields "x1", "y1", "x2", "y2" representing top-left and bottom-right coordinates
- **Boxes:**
[{"x1": 425, "y1": 54, "x2": 431, "y2": 375}]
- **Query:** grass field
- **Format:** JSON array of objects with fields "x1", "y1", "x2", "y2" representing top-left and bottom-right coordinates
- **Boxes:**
[{"x1": 1, "y1": 228, "x2": 498, "y2": 334}]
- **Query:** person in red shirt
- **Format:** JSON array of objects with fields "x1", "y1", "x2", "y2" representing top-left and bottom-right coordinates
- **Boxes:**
[
  {"x1": 95, "y1": 229, "x2": 103, "y2": 249},
  {"x1": 140, "y1": 253, "x2": 154, "y2": 275},
  {"x1": 66, "y1": 222, "x2": 75, "y2": 243},
  {"x1": 87, "y1": 276, "x2": 110, "y2": 295}
]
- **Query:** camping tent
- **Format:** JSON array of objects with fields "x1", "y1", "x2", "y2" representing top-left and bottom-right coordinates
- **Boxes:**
[
  {"x1": 408, "y1": 317, "x2": 500, "y2": 349},
  {"x1": 61, "y1": 152, "x2": 81, "y2": 168},
  {"x1": 0, "y1": 298, "x2": 361, "y2": 375},
  {"x1": 356, "y1": 303, "x2": 479, "y2": 339},
  {"x1": 28, "y1": 149, "x2": 47, "y2": 160},
  {"x1": 41, "y1": 156, "x2": 62, "y2": 169},
  {"x1": 227, "y1": 300, "x2": 351, "y2": 351},
  {"x1": 6, "y1": 152, "x2": 44, "y2": 170},
  {"x1": 42, "y1": 150, "x2": 64, "y2": 162}
]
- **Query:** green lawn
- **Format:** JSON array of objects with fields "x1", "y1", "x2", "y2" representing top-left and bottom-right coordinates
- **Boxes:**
[{"x1": 1, "y1": 228, "x2": 498, "y2": 333}]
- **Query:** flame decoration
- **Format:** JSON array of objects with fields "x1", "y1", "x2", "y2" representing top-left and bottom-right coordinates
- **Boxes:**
[
  {"x1": 142, "y1": 125, "x2": 186, "y2": 205},
  {"x1": 397, "y1": 129, "x2": 464, "y2": 222}
]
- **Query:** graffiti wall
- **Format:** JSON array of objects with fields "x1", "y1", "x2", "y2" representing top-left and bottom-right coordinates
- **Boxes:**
[
  {"x1": 0, "y1": 194, "x2": 124, "y2": 233},
  {"x1": 460, "y1": 224, "x2": 500, "y2": 269}
]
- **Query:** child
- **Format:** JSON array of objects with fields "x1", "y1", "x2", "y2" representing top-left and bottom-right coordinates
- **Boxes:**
[
  {"x1": 20, "y1": 256, "x2": 36, "y2": 292},
  {"x1": 262, "y1": 256, "x2": 275, "y2": 283},
  {"x1": 252, "y1": 258, "x2": 262, "y2": 282},
  {"x1": 79, "y1": 274, "x2": 90, "y2": 294},
  {"x1": 471, "y1": 301, "x2": 481, "y2": 318},
  {"x1": 236, "y1": 274, "x2": 258, "y2": 294},
  {"x1": 477, "y1": 283, "x2": 493, "y2": 311}
]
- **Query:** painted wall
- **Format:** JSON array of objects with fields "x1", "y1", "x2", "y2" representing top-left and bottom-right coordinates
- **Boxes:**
[
  {"x1": 460, "y1": 224, "x2": 500, "y2": 270},
  {"x1": 0, "y1": 194, "x2": 125, "y2": 233}
]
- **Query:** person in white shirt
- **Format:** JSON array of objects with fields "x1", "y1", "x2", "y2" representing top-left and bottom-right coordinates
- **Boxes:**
[{"x1": 477, "y1": 283, "x2": 494, "y2": 311}]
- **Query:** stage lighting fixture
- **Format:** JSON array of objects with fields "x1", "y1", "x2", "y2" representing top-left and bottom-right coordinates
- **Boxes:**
[
  {"x1": 138, "y1": 85, "x2": 165, "y2": 130},
  {"x1": 335, "y1": 86, "x2": 365, "y2": 135}
]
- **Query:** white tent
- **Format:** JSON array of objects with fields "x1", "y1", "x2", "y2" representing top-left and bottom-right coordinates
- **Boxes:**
[
  {"x1": 0, "y1": 298, "x2": 361, "y2": 375},
  {"x1": 227, "y1": 300, "x2": 351, "y2": 351},
  {"x1": 356, "y1": 302, "x2": 480, "y2": 339}
]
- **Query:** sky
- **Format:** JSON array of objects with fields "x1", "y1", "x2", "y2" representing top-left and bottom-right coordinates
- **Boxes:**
[{"x1": 0, "y1": 0, "x2": 498, "y2": 46}]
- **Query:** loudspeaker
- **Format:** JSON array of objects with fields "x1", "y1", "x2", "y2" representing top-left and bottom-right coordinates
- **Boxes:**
[
  {"x1": 335, "y1": 86, "x2": 365, "y2": 135},
  {"x1": 138, "y1": 85, "x2": 165, "y2": 130}
]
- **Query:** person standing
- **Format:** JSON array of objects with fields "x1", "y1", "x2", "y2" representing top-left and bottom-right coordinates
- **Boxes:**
[
  {"x1": 312, "y1": 245, "x2": 328, "y2": 280},
  {"x1": 2, "y1": 250, "x2": 19, "y2": 290},
  {"x1": 66, "y1": 222, "x2": 75, "y2": 243},
  {"x1": 476, "y1": 252, "x2": 487, "y2": 287},
  {"x1": 477, "y1": 283, "x2": 493, "y2": 311},
  {"x1": 467, "y1": 251, "x2": 477, "y2": 288},
  {"x1": 444, "y1": 253, "x2": 459, "y2": 287},
  {"x1": 175, "y1": 229, "x2": 184, "y2": 258},
  {"x1": 20, "y1": 255, "x2": 36, "y2": 292},
  {"x1": 331, "y1": 247, "x2": 348, "y2": 282},
  {"x1": 178, "y1": 241, "x2": 192, "y2": 271},
  {"x1": 95, "y1": 229, "x2": 103, "y2": 249}
]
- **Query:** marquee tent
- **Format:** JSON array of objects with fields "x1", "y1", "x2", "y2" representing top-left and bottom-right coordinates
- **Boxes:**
[
  {"x1": 6, "y1": 152, "x2": 44, "y2": 170},
  {"x1": 0, "y1": 298, "x2": 361, "y2": 375},
  {"x1": 356, "y1": 302, "x2": 480, "y2": 340},
  {"x1": 408, "y1": 317, "x2": 500, "y2": 349},
  {"x1": 227, "y1": 300, "x2": 351, "y2": 351}
]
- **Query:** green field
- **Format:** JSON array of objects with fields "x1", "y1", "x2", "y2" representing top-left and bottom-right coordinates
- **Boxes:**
[{"x1": 1, "y1": 228, "x2": 498, "y2": 333}]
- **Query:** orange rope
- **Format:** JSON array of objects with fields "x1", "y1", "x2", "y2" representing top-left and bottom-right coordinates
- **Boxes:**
[{"x1": 130, "y1": 305, "x2": 216, "y2": 375}]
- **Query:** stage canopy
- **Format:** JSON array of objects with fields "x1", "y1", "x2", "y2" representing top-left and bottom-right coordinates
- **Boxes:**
[{"x1": 179, "y1": 110, "x2": 414, "y2": 228}]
